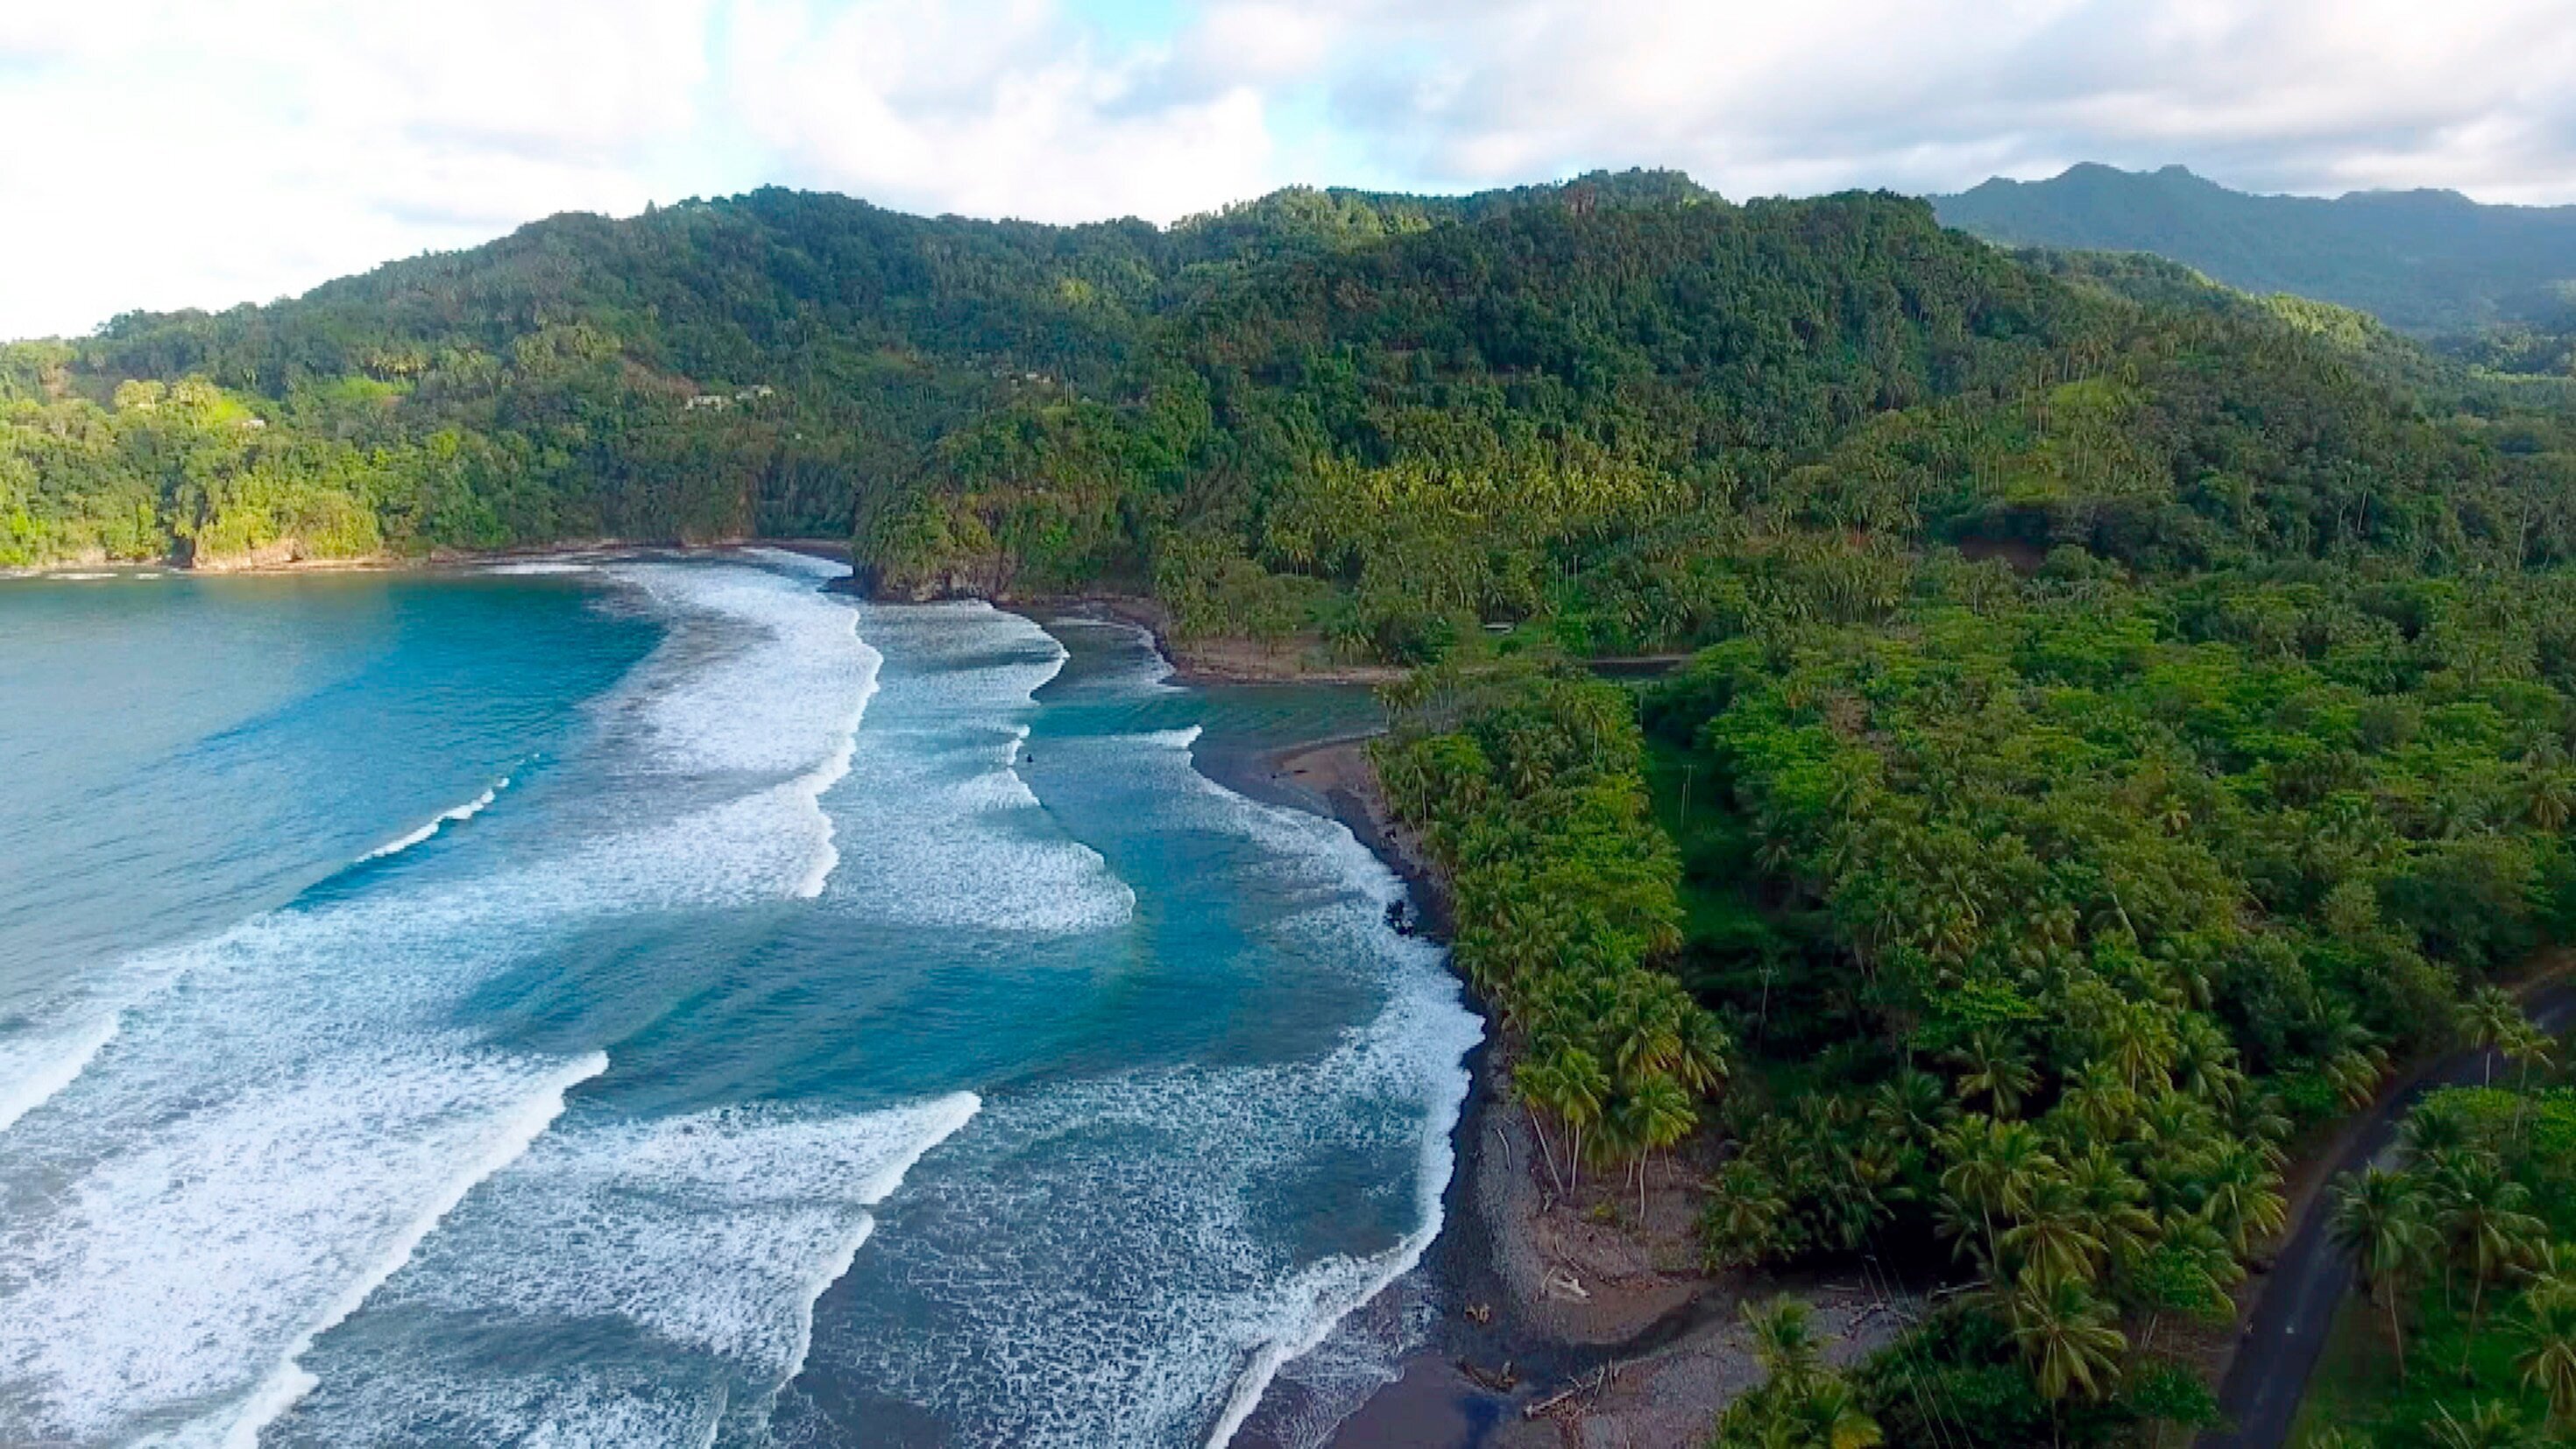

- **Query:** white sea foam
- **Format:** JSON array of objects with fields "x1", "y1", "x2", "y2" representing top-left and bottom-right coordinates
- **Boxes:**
[
  {"x1": 0, "y1": 556, "x2": 890, "y2": 1445},
  {"x1": 607, "y1": 561, "x2": 880, "y2": 779},
  {"x1": 0, "y1": 1014, "x2": 118, "y2": 1135},
  {"x1": 740, "y1": 546, "x2": 853, "y2": 582},
  {"x1": 824, "y1": 983, "x2": 1476, "y2": 1446},
  {"x1": 357, "y1": 777, "x2": 509, "y2": 862},
  {"x1": 482, "y1": 560, "x2": 596, "y2": 576},
  {"x1": 818, "y1": 603, "x2": 1135, "y2": 935},
  {"x1": 1203, "y1": 985, "x2": 1473, "y2": 1448},
  {"x1": 205, "y1": 1050, "x2": 609, "y2": 1449},
  {"x1": 0, "y1": 1045, "x2": 609, "y2": 1443},
  {"x1": 813, "y1": 708, "x2": 1478, "y2": 1447},
  {"x1": 598, "y1": 559, "x2": 880, "y2": 901},
  {"x1": 271, "y1": 1093, "x2": 980, "y2": 1446},
  {"x1": 1115, "y1": 730, "x2": 1480, "y2": 1448}
]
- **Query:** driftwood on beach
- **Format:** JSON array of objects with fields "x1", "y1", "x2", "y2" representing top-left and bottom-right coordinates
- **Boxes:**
[{"x1": 1522, "y1": 1359, "x2": 1620, "y2": 1419}]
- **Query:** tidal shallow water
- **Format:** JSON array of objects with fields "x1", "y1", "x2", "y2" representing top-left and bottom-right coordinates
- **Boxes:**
[{"x1": 0, "y1": 552, "x2": 1477, "y2": 1447}]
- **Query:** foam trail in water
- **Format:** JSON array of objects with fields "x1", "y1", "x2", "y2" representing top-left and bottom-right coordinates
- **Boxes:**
[
  {"x1": 604, "y1": 559, "x2": 880, "y2": 901},
  {"x1": 0, "y1": 557, "x2": 887, "y2": 1446},
  {"x1": 205, "y1": 1050, "x2": 610, "y2": 1449},
  {"x1": 0, "y1": 1015, "x2": 118, "y2": 1135},
  {"x1": 806, "y1": 699, "x2": 1479, "y2": 1447},
  {"x1": 1203, "y1": 996, "x2": 1469, "y2": 1448},
  {"x1": 1145, "y1": 736, "x2": 1479, "y2": 1448},
  {"x1": 357, "y1": 777, "x2": 510, "y2": 862},
  {"x1": 270, "y1": 1093, "x2": 980, "y2": 1446},
  {"x1": 818, "y1": 602, "x2": 1134, "y2": 935}
]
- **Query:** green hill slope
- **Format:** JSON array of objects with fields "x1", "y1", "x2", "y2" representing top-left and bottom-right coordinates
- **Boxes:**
[{"x1": 6, "y1": 171, "x2": 2572, "y2": 639}]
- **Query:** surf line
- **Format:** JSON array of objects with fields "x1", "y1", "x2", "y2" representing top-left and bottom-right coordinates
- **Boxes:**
[
  {"x1": 788, "y1": 603, "x2": 880, "y2": 901},
  {"x1": 357, "y1": 773, "x2": 516, "y2": 863},
  {"x1": 211, "y1": 1050, "x2": 611, "y2": 1449},
  {"x1": 768, "y1": 1092, "x2": 983, "y2": 1417},
  {"x1": 0, "y1": 1015, "x2": 121, "y2": 1136},
  {"x1": 1150, "y1": 725, "x2": 1482, "y2": 1449}
]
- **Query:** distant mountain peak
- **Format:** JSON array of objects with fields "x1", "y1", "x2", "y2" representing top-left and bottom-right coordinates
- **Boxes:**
[{"x1": 1931, "y1": 162, "x2": 2576, "y2": 335}]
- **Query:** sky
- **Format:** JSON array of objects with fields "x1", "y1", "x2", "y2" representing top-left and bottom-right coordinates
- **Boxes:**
[{"x1": 4, "y1": 0, "x2": 2574, "y2": 340}]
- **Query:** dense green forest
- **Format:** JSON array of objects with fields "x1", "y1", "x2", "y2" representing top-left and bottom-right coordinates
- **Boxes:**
[
  {"x1": 0, "y1": 171, "x2": 1705, "y2": 569},
  {"x1": 1933, "y1": 163, "x2": 2576, "y2": 344}
]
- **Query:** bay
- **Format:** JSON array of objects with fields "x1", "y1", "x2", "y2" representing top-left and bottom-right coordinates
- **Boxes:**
[{"x1": 0, "y1": 551, "x2": 1477, "y2": 1448}]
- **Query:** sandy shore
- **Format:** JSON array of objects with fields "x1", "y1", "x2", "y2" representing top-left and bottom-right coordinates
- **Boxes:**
[
  {"x1": 1197, "y1": 732, "x2": 1916, "y2": 1449},
  {"x1": 1032, "y1": 597, "x2": 1408, "y2": 687}
]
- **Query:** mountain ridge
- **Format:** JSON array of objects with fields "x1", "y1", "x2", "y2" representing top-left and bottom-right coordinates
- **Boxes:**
[{"x1": 1932, "y1": 161, "x2": 2576, "y2": 335}]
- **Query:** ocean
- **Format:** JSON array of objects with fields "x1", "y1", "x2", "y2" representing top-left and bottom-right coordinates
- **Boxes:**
[{"x1": 0, "y1": 550, "x2": 1479, "y2": 1447}]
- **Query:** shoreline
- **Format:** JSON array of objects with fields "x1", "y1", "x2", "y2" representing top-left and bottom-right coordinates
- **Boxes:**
[
  {"x1": 1195, "y1": 731, "x2": 1910, "y2": 1448},
  {"x1": 0, "y1": 543, "x2": 1400, "y2": 691},
  {"x1": 1031, "y1": 596, "x2": 1408, "y2": 688},
  {"x1": 0, "y1": 536, "x2": 859, "y2": 583}
]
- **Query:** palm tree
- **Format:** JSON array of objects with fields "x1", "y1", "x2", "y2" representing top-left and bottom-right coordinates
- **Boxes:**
[
  {"x1": 2500, "y1": 1016, "x2": 2557, "y2": 1095},
  {"x1": 1742, "y1": 1296, "x2": 1823, "y2": 1393},
  {"x1": 2003, "y1": 1174, "x2": 2106, "y2": 1289},
  {"x1": 2426, "y1": 1400, "x2": 2537, "y2": 1449},
  {"x1": 2167, "y1": 1014, "x2": 2241, "y2": 1103},
  {"x1": 2516, "y1": 1286, "x2": 2576, "y2": 1429},
  {"x1": 1675, "y1": 1006, "x2": 1734, "y2": 1096},
  {"x1": 2438, "y1": 1157, "x2": 2547, "y2": 1374},
  {"x1": 2100, "y1": 1000, "x2": 2178, "y2": 1093},
  {"x1": 1995, "y1": 1270, "x2": 2127, "y2": 1403},
  {"x1": 1937, "y1": 1116, "x2": 2056, "y2": 1270},
  {"x1": 1866, "y1": 1067, "x2": 1951, "y2": 1154},
  {"x1": 2065, "y1": 1146, "x2": 2156, "y2": 1275},
  {"x1": 2058, "y1": 1060, "x2": 2141, "y2": 1143},
  {"x1": 1605, "y1": 979, "x2": 1686, "y2": 1085},
  {"x1": 1702, "y1": 1162, "x2": 1791, "y2": 1271},
  {"x1": 2330, "y1": 1166, "x2": 2431, "y2": 1378},
  {"x1": 1948, "y1": 1028, "x2": 2037, "y2": 1117},
  {"x1": 1558, "y1": 1047, "x2": 1610, "y2": 1194},
  {"x1": 2464, "y1": 986, "x2": 2523, "y2": 1087},
  {"x1": 2526, "y1": 767, "x2": 2574, "y2": 831},
  {"x1": 1618, "y1": 1071, "x2": 1696, "y2": 1219},
  {"x1": 2318, "y1": 1010, "x2": 2393, "y2": 1110},
  {"x1": 2403, "y1": 1099, "x2": 2471, "y2": 1162},
  {"x1": 1512, "y1": 1055, "x2": 1568, "y2": 1195},
  {"x1": 1787, "y1": 1378, "x2": 1884, "y2": 1449},
  {"x1": 2196, "y1": 1142, "x2": 2289, "y2": 1255}
]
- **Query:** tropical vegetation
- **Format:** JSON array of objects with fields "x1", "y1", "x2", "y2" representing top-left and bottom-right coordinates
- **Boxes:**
[{"x1": 2310, "y1": 1023, "x2": 2576, "y2": 1446}]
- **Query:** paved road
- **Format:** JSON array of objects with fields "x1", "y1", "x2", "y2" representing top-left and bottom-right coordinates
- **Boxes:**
[{"x1": 2198, "y1": 980, "x2": 2576, "y2": 1448}]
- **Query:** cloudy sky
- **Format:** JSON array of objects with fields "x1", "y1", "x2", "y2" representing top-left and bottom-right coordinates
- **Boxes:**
[{"x1": 4, "y1": 0, "x2": 2572, "y2": 339}]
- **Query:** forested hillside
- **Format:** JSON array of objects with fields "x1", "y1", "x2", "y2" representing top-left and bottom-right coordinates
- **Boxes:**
[
  {"x1": 0, "y1": 171, "x2": 1702, "y2": 569},
  {"x1": 1932, "y1": 163, "x2": 2576, "y2": 343},
  {"x1": 12, "y1": 168, "x2": 2572, "y2": 605}
]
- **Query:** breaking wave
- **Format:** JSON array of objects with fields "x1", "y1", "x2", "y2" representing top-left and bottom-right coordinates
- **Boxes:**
[{"x1": 357, "y1": 777, "x2": 510, "y2": 862}]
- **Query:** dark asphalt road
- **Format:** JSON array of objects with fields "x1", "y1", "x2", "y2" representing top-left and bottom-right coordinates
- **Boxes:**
[{"x1": 2197, "y1": 980, "x2": 2576, "y2": 1449}]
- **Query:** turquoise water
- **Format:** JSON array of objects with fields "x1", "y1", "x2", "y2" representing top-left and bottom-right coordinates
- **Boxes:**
[{"x1": 0, "y1": 552, "x2": 1478, "y2": 1447}]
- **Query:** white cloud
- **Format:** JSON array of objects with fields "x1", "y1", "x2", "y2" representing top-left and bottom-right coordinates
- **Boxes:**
[
  {"x1": 721, "y1": 0, "x2": 1277, "y2": 223},
  {"x1": 1262, "y1": 0, "x2": 2576, "y2": 201},
  {"x1": 2, "y1": 0, "x2": 2573, "y2": 340}
]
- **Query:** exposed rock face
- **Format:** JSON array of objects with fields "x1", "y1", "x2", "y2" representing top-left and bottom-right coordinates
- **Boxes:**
[
  {"x1": 866, "y1": 555, "x2": 1017, "y2": 602},
  {"x1": 184, "y1": 538, "x2": 345, "y2": 572}
]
